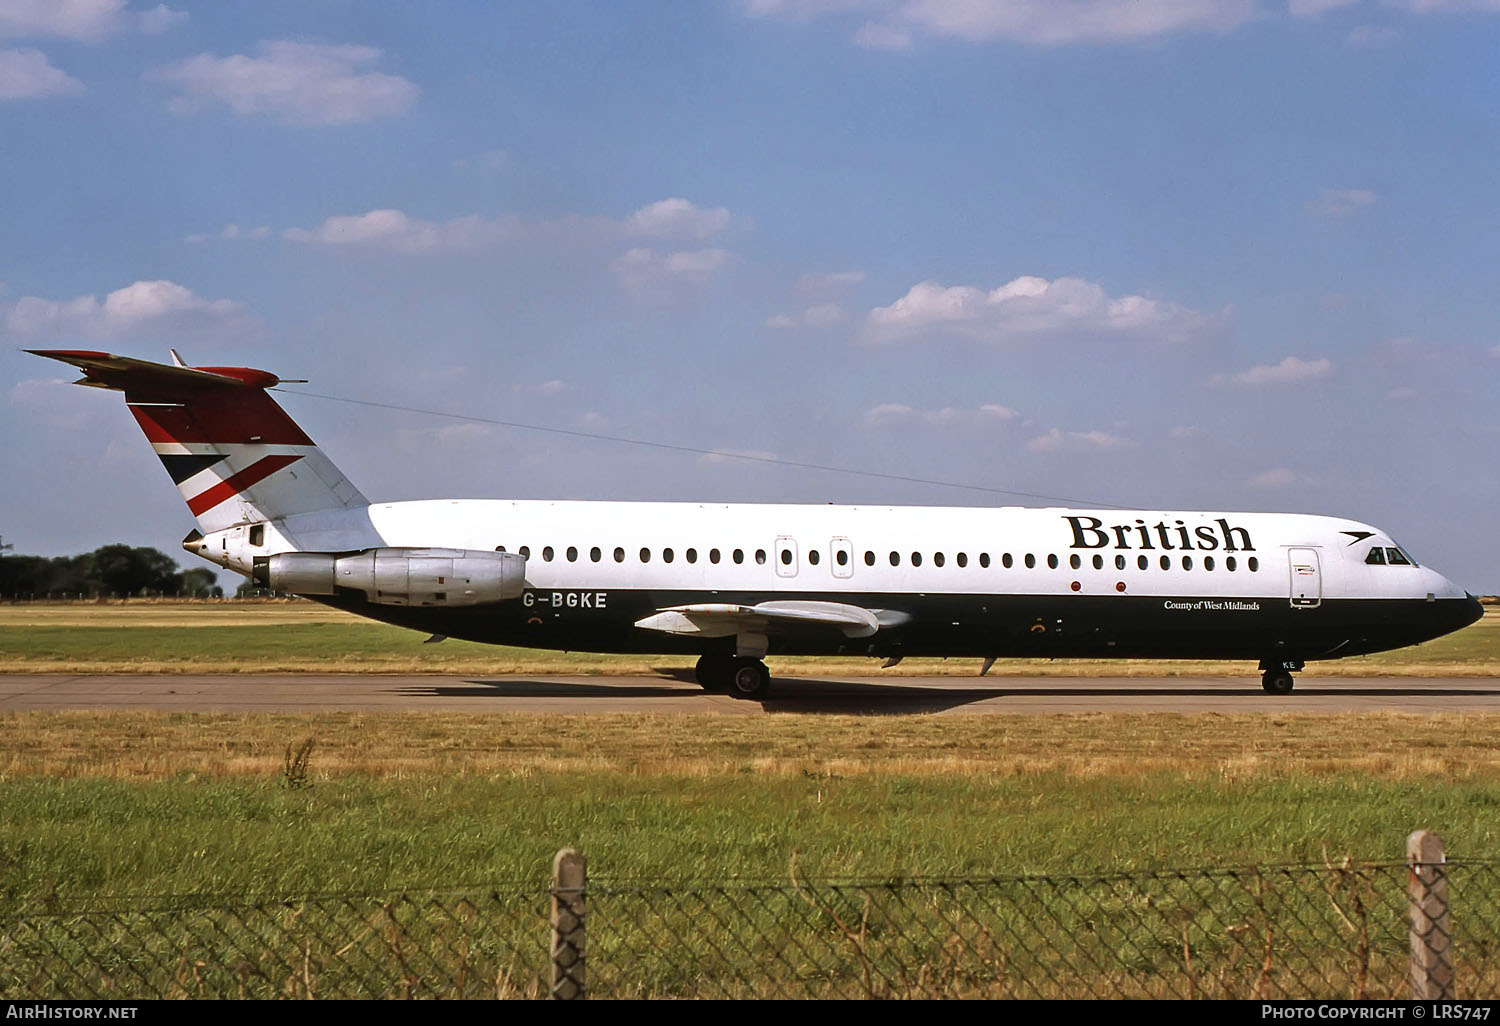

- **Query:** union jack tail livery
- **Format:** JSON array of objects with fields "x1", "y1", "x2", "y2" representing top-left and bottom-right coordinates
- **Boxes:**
[{"x1": 29, "y1": 350, "x2": 365, "y2": 534}]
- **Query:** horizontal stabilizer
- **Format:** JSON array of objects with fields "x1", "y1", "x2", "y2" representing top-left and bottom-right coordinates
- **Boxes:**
[{"x1": 26, "y1": 350, "x2": 283, "y2": 398}]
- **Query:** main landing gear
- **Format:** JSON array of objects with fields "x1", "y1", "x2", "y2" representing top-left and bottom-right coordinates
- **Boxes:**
[
  {"x1": 1261, "y1": 669, "x2": 1295, "y2": 694},
  {"x1": 695, "y1": 654, "x2": 772, "y2": 700},
  {"x1": 1259, "y1": 658, "x2": 1304, "y2": 694}
]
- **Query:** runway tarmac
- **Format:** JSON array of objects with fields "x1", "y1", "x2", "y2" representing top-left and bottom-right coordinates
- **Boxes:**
[{"x1": 3, "y1": 672, "x2": 1499, "y2": 714}]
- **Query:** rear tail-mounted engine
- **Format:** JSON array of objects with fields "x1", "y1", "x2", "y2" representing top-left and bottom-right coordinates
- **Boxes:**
[{"x1": 254, "y1": 548, "x2": 526, "y2": 607}]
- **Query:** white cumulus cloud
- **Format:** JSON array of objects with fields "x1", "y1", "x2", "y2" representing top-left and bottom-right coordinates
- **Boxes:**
[
  {"x1": 864, "y1": 402, "x2": 1020, "y2": 427},
  {"x1": 1224, "y1": 355, "x2": 1333, "y2": 386},
  {"x1": 2, "y1": 279, "x2": 248, "y2": 340},
  {"x1": 867, "y1": 275, "x2": 1217, "y2": 344},
  {"x1": 747, "y1": 0, "x2": 1259, "y2": 46},
  {"x1": 283, "y1": 209, "x2": 524, "y2": 254},
  {"x1": 1026, "y1": 427, "x2": 1136, "y2": 453},
  {"x1": 626, "y1": 198, "x2": 734, "y2": 240},
  {"x1": 0, "y1": 47, "x2": 82, "y2": 98},
  {"x1": 0, "y1": 0, "x2": 126, "y2": 41},
  {"x1": 612, "y1": 247, "x2": 734, "y2": 291},
  {"x1": 149, "y1": 41, "x2": 419, "y2": 125}
]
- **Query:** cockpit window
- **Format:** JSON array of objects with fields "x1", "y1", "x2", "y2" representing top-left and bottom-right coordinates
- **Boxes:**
[
  {"x1": 1365, "y1": 547, "x2": 1386, "y2": 565},
  {"x1": 1386, "y1": 547, "x2": 1413, "y2": 566}
]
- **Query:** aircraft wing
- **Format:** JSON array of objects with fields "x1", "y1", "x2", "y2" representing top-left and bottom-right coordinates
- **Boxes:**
[{"x1": 634, "y1": 600, "x2": 910, "y2": 640}]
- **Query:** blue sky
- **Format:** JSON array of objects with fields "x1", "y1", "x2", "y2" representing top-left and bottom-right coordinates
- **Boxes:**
[{"x1": 2, "y1": 0, "x2": 1498, "y2": 590}]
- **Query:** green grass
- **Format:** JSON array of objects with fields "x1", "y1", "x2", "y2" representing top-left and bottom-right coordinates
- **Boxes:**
[
  {"x1": 3, "y1": 772, "x2": 1499, "y2": 904},
  {"x1": 4, "y1": 708, "x2": 1500, "y2": 999},
  {"x1": 5, "y1": 707, "x2": 1500, "y2": 902}
]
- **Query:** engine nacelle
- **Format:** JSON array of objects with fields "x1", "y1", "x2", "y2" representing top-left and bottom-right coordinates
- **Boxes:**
[{"x1": 256, "y1": 547, "x2": 526, "y2": 607}]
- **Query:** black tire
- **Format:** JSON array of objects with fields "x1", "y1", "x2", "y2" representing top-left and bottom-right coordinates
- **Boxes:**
[
  {"x1": 726, "y1": 658, "x2": 771, "y2": 700},
  {"x1": 1262, "y1": 671, "x2": 1295, "y2": 694},
  {"x1": 695, "y1": 654, "x2": 731, "y2": 691}
]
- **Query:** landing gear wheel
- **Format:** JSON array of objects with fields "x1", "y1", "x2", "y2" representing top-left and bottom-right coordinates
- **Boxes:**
[
  {"x1": 695, "y1": 655, "x2": 732, "y2": 691},
  {"x1": 1261, "y1": 670, "x2": 1295, "y2": 694},
  {"x1": 725, "y1": 658, "x2": 771, "y2": 700}
]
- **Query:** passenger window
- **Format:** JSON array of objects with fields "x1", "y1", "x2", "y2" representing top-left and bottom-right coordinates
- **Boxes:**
[
  {"x1": 889, "y1": 551, "x2": 900, "y2": 566},
  {"x1": 836, "y1": 550, "x2": 848, "y2": 566},
  {"x1": 687, "y1": 548, "x2": 698, "y2": 564},
  {"x1": 1160, "y1": 556, "x2": 1170, "y2": 570},
  {"x1": 1025, "y1": 554, "x2": 1036, "y2": 569},
  {"x1": 1182, "y1": 556, "x2": 1193, "y2": 571},
  {"x1": 709, "y1": 548, "x2": 720, "y2": 564},
  {"x1": 957, "y1": 553, "x2": 968, "y2": 568},
  {"x1": 495, "y1": 546, "x2": 506, "y2": 553},
  {"x1": 734, "y1": 549, "x2": 744, "y2": 564},
  {"x1": 663, "y1": 548, "x2": 674, "y2": 563},
  {"x1": 911, "y1": 552, "x2": 922, "y2": 567},
  {"x1": 543, "y1": 546, "x2": 554, "y2": 562},
  {"x1": 1365, "y1": 548, "x2": 1386, "y2": 565},
  {"x1": 1046, "y1": 554, "x2": 1058, "y2": 569},
  {"x1": 980, "y1": 553, "x2": 991, "y2": 568},
  {"x1": 934, "y1": 552, "x2": 944, "y2": 568},
  {"x1": 1138, "y1": 555, "x2": 1148, "y2": 570},
  {"x1": 1000, "y1": 553, "x2": 1011, "y2": 568},
  {"x1": 640, "y1": 548, "x2": 651, "y2": 563},
  {"x1": 566, "y1": 546, "x2": 578, "y2": 562},
  {"x1": 1069, "y1": 554, "x2": 1081, "y2": 570},
  {"x1": 1386, "y1": 547, "x2": 1412, "y2": 566},
  {"x1": 780, "y1": 549, "x2": 793, "y2": 566},
  {"x1": 1248, "y1": 557, "x2": 1260, "y2": 572},
  {"x1": 590, "y1": 547, "x2": 601, "y2": 562},
  {"x1": 614, "y1": 547, "x2": 625, "y2": 563},
  {"x1": 1204, "y1": 556, "x2": 1215, "y2": 571},
  {"x1": 808, "y1": 549, "x2": 820, "y2": 566},
  {"x1": 756, "y1": 549, "x2": 767, "y2": 565},
  {"x1": 1093, "y1": 554, "x2": 1104, "y2": 570},
  {"x1": 864, "y1": 551, "x2": 876, "y2": 566},
  {"x1": 250, "y1": 524, "x2": 264, "y2": 547},
  {"x1": 519, "y1": 546, "x2": 531, "y2": 559},
  {"x1": 1226, "y1": 556, "x2": 1237, "y2": 572}
]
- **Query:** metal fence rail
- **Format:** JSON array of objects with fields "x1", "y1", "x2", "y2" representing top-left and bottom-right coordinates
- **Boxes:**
[{"x1": 3, "y1": 842, "x2": 1496, "y2": 999}]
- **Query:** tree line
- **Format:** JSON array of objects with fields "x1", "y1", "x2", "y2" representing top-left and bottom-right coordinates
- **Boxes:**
[{"x1": 0, "y1": 544, "x2": 224, "y2": 599}]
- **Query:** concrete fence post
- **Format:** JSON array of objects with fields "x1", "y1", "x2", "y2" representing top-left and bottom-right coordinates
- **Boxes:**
[
  {"x1": 551, "y1": 847, "x2": 587, "y2": 1000},
  {"x1": 1407, "y1": 830, "x2": 1453, "y2": 999}
]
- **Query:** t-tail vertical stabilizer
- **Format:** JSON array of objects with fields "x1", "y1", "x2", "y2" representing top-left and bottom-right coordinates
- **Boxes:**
[{"x1": 27, "y1": 350, "x2": 367, "y2": 535}]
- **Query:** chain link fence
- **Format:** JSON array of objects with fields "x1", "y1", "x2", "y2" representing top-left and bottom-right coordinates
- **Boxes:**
[{"x1": 3, "y1": 843, "x2": 1495, "y2": 999}]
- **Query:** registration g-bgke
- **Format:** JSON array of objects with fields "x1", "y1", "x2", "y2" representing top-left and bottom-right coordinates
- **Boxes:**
[{"x1": 32, "y1": 349, "x2": 1483, "y2": 700}]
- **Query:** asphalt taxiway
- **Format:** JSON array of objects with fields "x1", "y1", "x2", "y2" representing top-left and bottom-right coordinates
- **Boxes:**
[{"x1": 2, "y1": 673, "x2": 1498, "y2": 714}]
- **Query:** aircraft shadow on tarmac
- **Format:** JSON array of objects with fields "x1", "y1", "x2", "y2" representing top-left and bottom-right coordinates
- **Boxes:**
[{"x1": 394, "y1": 673, "x2": 1500, "y2": 715}]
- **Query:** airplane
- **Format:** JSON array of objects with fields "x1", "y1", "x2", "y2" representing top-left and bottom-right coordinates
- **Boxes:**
[{"x1": 29, "y1": 348, "x2": 1485, "y2": 700}]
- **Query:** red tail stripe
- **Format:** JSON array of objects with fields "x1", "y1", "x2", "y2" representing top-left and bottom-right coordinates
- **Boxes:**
[
  {"x1": 186, "y1": 455, "x2": 303, "y2": 516},
  {"x1": 129, "y1": 391, "x2": 314, "y2": 446}
]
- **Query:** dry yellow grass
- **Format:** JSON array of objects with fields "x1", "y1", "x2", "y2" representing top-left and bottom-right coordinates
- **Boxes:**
[{"x1": 4, "y1": 709, "x2": 1500, "y2": 782}]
